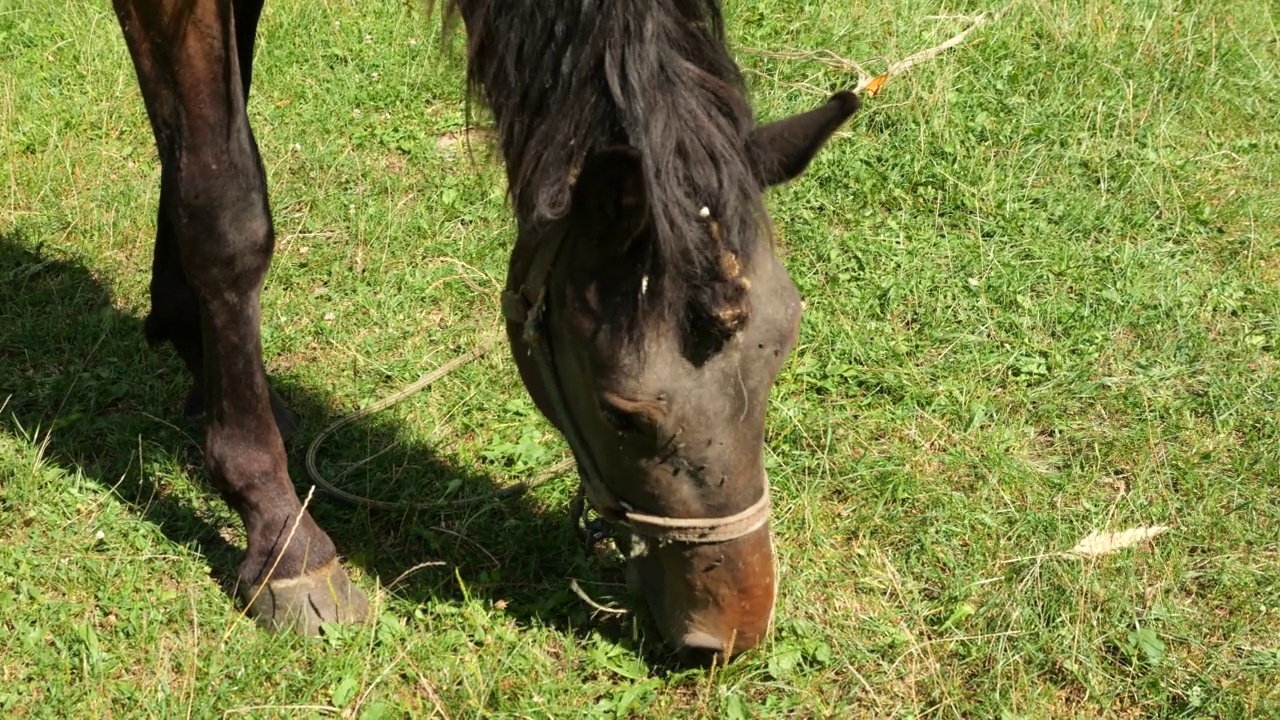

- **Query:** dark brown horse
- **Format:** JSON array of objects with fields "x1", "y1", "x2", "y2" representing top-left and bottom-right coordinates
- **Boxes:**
[{"x1": 110, "y1": 0, "x2": 858, "y2": 663}]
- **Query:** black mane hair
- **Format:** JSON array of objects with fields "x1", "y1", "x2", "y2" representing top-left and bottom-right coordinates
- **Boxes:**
[{"x1": 446, "y1": 0, "x2": 765, "y2": 328}]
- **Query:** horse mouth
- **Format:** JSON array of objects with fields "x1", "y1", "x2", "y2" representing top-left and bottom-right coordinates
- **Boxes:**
[{"x1": 619, "y1": 523, "x2": 777, "y2": 663}]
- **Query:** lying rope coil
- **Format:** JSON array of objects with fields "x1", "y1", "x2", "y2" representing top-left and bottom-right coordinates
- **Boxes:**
[{"x1": 304, "y1": 335, "x2": 573, "y2": 512}]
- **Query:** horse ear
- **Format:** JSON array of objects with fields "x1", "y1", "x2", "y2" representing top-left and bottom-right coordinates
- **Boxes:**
[
  {"x1": 569, "y1": 146, "x2": 649, "y2": 243},
  {"x1": 751, "y1": 91, "x2": 860, "y2": 187}
]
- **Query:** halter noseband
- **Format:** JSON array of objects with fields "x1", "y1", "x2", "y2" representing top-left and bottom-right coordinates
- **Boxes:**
[{"x1": 500, "y1": 221, "x2": 771, "y2": 546}]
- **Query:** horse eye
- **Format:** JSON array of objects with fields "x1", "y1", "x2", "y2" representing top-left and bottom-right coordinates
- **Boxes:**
[{"x1": 599, "y1": 401, "x2": 643, "y2": 435}]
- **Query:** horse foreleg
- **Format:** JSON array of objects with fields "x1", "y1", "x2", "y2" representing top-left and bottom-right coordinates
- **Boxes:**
[
  {"x1": 113, "y1": 0, "x2": 368, "y2": 634},
  {"x1": 139, "y1": 0, "x2": 297, "y2": 439}
]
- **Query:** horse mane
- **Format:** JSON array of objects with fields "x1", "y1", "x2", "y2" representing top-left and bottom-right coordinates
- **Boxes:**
[{"x1": 445, "y1": 0, "x2": 764, "y2": 328}]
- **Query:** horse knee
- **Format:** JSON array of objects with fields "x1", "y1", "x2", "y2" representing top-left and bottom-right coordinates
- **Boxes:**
[
  {"x1": 168, "y1": 155, "x2": 275, "y2": 294},
  {"x1": 205, "y1": 430, "x2": 284, "y2": 497}
]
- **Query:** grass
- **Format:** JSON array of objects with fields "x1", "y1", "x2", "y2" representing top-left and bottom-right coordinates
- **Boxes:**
[{"x1": 2, "y1": 0, "x2": 1278, "y2": 716}]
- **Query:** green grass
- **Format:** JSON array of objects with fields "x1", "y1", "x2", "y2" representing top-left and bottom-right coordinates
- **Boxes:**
[{"x1": 2, "y1": 0, "x2": 1278, "y2": 716}]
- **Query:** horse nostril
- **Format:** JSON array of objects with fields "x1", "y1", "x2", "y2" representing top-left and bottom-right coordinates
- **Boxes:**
[{"x1": 677, "y1": 631, "x2": 726, "y2": 666}]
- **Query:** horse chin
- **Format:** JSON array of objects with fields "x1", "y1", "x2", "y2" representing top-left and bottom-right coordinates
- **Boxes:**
[{"x1": 622, "y1": 525, "x2": 776, "y2": 664}]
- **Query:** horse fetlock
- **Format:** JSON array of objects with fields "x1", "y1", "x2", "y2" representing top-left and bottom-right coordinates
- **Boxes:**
[
  {"x1": 238, "y1": 509, "x2": 338, "y2": 586},
  {"x1": 203, "y1": 432, "x2": 334, "y2": 582}
]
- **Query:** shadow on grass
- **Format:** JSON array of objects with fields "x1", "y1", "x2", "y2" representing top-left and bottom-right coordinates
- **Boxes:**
[{"x1": 0, "y1": 228, "x2": 671, "y2": 665}]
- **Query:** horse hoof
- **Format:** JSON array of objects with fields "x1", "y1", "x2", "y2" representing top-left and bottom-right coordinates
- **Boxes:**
[{"x1": 239, "y1": 559, "x2": 371, "y2": 636}]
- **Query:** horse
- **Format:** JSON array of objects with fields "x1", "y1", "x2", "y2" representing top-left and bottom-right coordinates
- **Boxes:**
[{"x1": 109, "y1": 0, "x2": 859, "y2": 664}]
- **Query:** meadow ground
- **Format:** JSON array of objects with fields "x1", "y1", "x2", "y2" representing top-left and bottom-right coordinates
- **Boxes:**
[{"x1": 1, "y1": 0, "x2": 1278, "y2": 717}]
